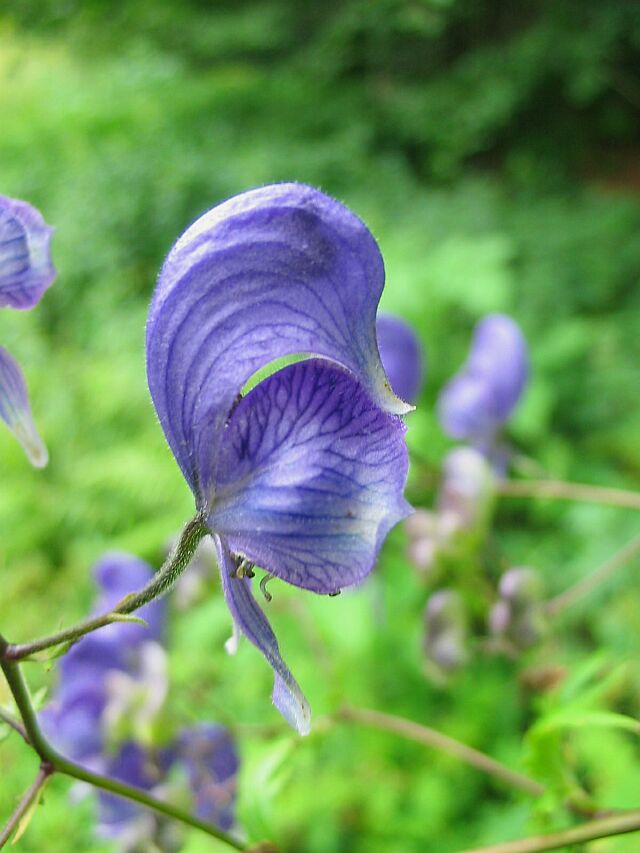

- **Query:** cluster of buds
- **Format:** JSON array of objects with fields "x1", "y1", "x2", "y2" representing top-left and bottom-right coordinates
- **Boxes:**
[
  {"x1": 406, "y1": 447, "x2": 494, "y2": 573},
  {"x1": 423, "y1": 589, "x2": 469, "y2": 681},
  {"x1": 489, "y1": 567, "x2": 547, "y2": 652},
  {"x1": 41, "y1": 553, "x2": 238, "y2": 849}
]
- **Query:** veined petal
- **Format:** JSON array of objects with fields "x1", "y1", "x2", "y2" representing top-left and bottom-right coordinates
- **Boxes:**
[
  {"x1": 146, "y1": 183, "x2": 409, "y2": 501},
  {"x1": 210, "y1": 359, "x2": 411, "y2": 594},
  {"x1": 0, "y1": 195, "x2": 55, "y2": 310},
  {"x1": 215, "y1": 536, "x2": 311, "y2": 735},
  {"x1": 376, "y1": 312, "x2": 424, "y2": 405},
  {"x1": 0, "y1": 345, "x2": 48, "y2": 466}
]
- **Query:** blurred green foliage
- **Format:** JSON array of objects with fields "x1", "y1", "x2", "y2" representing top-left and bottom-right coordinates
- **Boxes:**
[{"x1": 1, "y1": 1, "x2": 639, "y2": 851}]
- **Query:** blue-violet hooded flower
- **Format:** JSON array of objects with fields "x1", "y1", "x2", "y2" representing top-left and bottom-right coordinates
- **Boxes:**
[
  {"x1": 146, "y1": 183, "x2": 413, "y2": 734},
  {"x1": 42, "y1": 553, "x2": 239, "y2": 844},
  {"x1": 438, "y1": 314, "x2": 528, "y2": 469},
  {"x1": 376, "y1": 312, "x2": 425, "y2": 405},
  {"x1": 0, "y1": 194, "x2": 56, "y2": 466}
]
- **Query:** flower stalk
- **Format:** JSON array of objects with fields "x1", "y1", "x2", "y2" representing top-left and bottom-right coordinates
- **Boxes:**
[
  {"x1": 3, "y1": 513, "x2": 208, "y2": 662},
  {"x1": 457, "y1": 809, "x2": 640, "y2": 853},
  {"x1": 0, "y1": 635, "x2": 244, "y2": 850}
]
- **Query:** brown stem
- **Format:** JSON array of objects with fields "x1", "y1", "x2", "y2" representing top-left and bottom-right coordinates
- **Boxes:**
[
  {"x1": 546, "y1": 533, "x2": 640, "y2": 616},
  {"x1": 339, "y1": 706, "x2": 544, "y2": 797},
  {"x1": 0, "y1": 764, "x2": 51, "y2": 848},
  {"x1": 457, "y1": 809, "x2": 640, "y2": 853},
  {"x1": 0, "y1": 705, "x2": 29, "y2": 745},
  {"x1": 497, "y1": 479, "x2": 640, "y2": 511}
]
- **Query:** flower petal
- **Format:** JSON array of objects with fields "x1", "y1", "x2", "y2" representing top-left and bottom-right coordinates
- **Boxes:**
[
  {"x1": 376, "y1": 313, "x2": 424, "y2": 404},
  {"x1": 177, "y1": 723, "x2": 238, "y2": 830},
  {"x1": 146, "y1": 183, "x2": 409, "y2": 501},
  {"x1": 0, "y1": 346, "x2": 48, "y2": 466},
  {"x1": 0, "y1": 195, "x2": 55, "y2": 310},
  {"x1": 215, "y1": 536, "x2": 311, "y2": 735},
  {"x1": 438, "y1": 314, "x2": 529, "y2": 442},
  {"x1": 210, "y1": 359, "x2": 411, "y2": 594},
  {"x1": 437, "y1": 371, "x2": 497, "y2": 441},
  {"x1": 467, "y1": 314, "x2": 529, "y2": 420}
]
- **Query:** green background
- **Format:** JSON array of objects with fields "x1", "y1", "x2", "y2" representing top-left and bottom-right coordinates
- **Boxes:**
[{"x1": 1, "y1": 2, "x2": 639, "y2": 850}]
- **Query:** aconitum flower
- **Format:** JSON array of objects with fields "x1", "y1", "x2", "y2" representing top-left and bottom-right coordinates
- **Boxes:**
[
  {"x1": 376, "y1": 313, "x2": 425, "y2": 404},
  {"x1": 41, "y1": 553, "x2": 167, "y2": 765},
  {"x1": 42, "y1": 553, "x2": 239, "y2": 844},
  {"x1": 405, "y1": 448, "x2": 493, "y2": 573},
  {"x1": 147, "y1": 183, "x2": 412, "y2": 734},
  {"x1": 0, "y1": 195, "x2": 56, "y2": 466},
  {"x1": 438, "y1": 314, "x2": 528, "y2": 470}
]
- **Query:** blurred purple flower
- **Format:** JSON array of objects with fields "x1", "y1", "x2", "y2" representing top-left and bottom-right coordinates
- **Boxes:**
[
  {"x1": 42, "y1": 553, "x2": 239, "y2": 844},
  {"x1": 438, "y1": 314, "x2": 528, "y2": 469},
  {"x1": 405, "y1": 448, "x2": 493, "y2": 574},
  {"x1": 146, "y1": 183, "x2": 412, "y2": 734},
  {"x1": 0, "y1": 195, "x2": 56, "y2": 466},
  {"x1": 376, "y1": 313, "x2": 425, "y2": 404},
  {"x1": 424, "y1": 589, "x2": 469, "y2": 680},
  {"x1": 41, "y1": 553, "x2": 167, "y2": 764},
  {"x1": 489, "y1": 566, "x2": 546, "y2": 650},
  {"x1": 177, "y1": 724, "x2": 238, "y2": 832}
]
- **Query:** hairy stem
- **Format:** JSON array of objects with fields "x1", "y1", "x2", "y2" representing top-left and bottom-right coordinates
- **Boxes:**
[
  {"x1": 497, "y1": 478, "x2": 640, "y2": 511},
  {"x1": 339, "y1": 706, "x2": 544, "y2": 797},
  {"x1": 0, "y1": 645, "x2": 244, "y2": 850},
  {"x1": 546, "y1": 532, "x2": 640, "y2": 616},
  {"x1": 3, "y1": 514, "x2": 208, "y2": 662},
  {"x1": 457, "y1": 809, "x2": 640, "y2": 853},
  {"x1": 0, "y1": 764, "x2": 51, "y2": 848}
]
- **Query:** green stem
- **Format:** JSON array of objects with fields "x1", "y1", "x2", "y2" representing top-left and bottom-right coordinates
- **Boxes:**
[
  {"x1": 339, "y1": 706, "x2": 545, "y2": 797},
  {"x1": 457, "y1": 810, "x2": 640, "y2": 853},
  {"x1": 0, "y1": 645, "x2": 244, "y2": 851},
  {"x1": 0, "y1": 764, "x2": 51, "y2": 848},
  {"x1": 497, "y1": 478, "x2": 640, "y2": 511},
  {"x1": 3, "y1": 514, "x2": 208, "y2": 662}
]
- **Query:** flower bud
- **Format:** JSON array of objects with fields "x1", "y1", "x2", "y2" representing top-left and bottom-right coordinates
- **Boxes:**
[
  {"x1": 438, "y1": 446, "x2": 494, "y2": 530},
  {"x1": 489, "y1": 567, "x2": 546, "y2": 649},
  {"x1": 424, "y1": 589, "x2": 468, "y2": 677}
]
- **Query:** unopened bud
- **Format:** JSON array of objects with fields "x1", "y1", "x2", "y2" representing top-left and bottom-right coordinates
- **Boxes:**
[
  {"x1": 489, "y1": 567, "x2": 546, "y2": 649},
  {"x1": 424, "y1": 589, "x2": 468, "y2": 676},
  {"x1": 438, "y1": 447, "x2": 494, "y2": 530}
]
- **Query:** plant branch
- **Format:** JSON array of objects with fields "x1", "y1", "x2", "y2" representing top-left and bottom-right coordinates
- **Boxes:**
[
  {"x1": 0, "y1": 705, "x2": 29, "y2": 744},
  {"x1": 457, "y1": 809, "x2": 640, "y2": 853},
  {"x1": 546, "y1": 532, "x2": 640, "y2": 616},
  {"x1": 497, "y1": 479, "x2": 640, "y2": 511},
  {"x1": 3, "y1": 513, "x2": 208, "y2": 662},
  {"x1": 338, "y1": 706, "x2": 544, "y2": 797},
  {"x1": 0, "y1": 764, "x2": 51, "y2": 848},
  {"x1": 0, "y1": 639, "x2": 244, "y2": 851}
]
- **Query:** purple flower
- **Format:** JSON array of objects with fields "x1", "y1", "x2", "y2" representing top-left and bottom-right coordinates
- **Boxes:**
[
  {"x1": 0, "y1": 195, "x2": 56, "y2": 466},
  {"x1": 176, "y1": 724, "x2": 238, "y2": 832},
  {"x1": 146, "y1": 183, "x2": 412, "y2": 734},
  {"x1": 96, "y1": 742, "x2": 162, "y2": 839},
  {"x1": 43, "y1": 552, "x2": 239, "y2": 844},
  {"x1": 376, "y1": 313, "x2": 425, "y2": 405},
  {"x1": 41, "y1": 554, "x2": 167, "y2": 764},
  {"x1": 438, "y1": 314, "x2": 528, "y2": 467}
]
